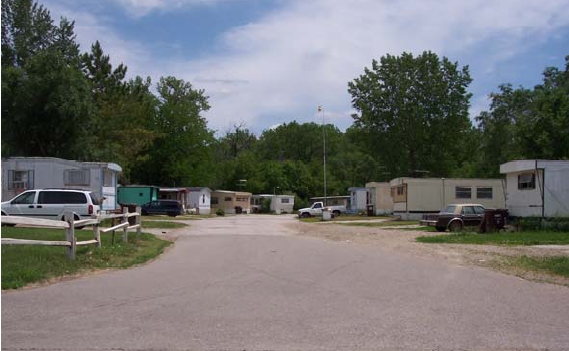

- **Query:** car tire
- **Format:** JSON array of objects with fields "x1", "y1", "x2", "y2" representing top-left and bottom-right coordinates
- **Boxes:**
[
  {"x1": 167, "y1": 212, "x2": 178, "y2": 217},
  {"x1": 301, "y1": 212, "x2": 310, "y2": 218},
  {"x1": 333, "y1": 210, "x2": 341, "y2": 217},
  {"x1": 449, "y1": 221, "x2": 463, "y2": 232},
  {"x1": 141, "y1": 209, "x2": 148, "y2": 216}
]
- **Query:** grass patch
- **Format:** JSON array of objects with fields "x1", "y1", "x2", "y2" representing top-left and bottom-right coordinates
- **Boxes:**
[
  {"x1": 299, "y1": 217, "x2": 321, "y2": 223},
  {"x1": 333, "y1": 215, "x2": 391, "y2": 221},
  {"x1": 141, "y1": 214, "x2": 214, "y2": 221},
  {"x1": 513, "y1": 256, "x2": 569, "y2": 278},
  {"x1": 1, "y1": 226, "x2": 172, "y2": 290},
  {"x1": 338, "y1": 220, "x2": 419, "y2": 227},
  {"x1": 298, "y1": 216, "x2": 394, "y2": 223},
  {"x1": 141, "y1": 220, "x2": 188, "y2": 229},
  {"x1": 416, "y1": 231, "x2": 569, "y2": 245}
]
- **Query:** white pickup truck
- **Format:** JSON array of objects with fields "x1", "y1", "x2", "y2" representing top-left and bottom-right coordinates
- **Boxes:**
[{"x1": 297, "y1": 201, "x2": 347, "y2": 218}]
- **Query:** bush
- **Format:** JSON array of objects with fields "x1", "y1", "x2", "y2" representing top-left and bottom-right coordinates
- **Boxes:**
[
  {"x1": 216, "y1": 208, "x2": 225, "y2": 216},
  {"x1": 261, "y1": 198, "x2": 272, "y2": 214},
  {"x1": 515, "y1": 217, "x2": 569, "y2": 232},
  {"x1": 294, "y1": 196, "x2": 309, "y2": 211}
]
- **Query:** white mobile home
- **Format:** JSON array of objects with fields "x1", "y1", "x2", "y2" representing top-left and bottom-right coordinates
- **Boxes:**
[
  {"x1": 500, "y1": 160, "x2": 569, "y2": 218},
  {"x1": 251, "y1": 194, "x2": 295, "y2": 214},
  {"x1": 389, "y1": 177, "x2": 506, "y2": 220},
  {"x1": 2, "y1": 157, "x2": 122, "y2": 211},
  {"x1": 365, "y1": 182, "x2": 394, "y2": 215},
  {"x1": 271, "y1": 194, "x2": 295, "y2": 214},
  {"x1": 348, "y1": 187, "x2": 369, "y2": 212},
  {"x1": 188, "y1": 187, "x2": 211, "y2": 214}
]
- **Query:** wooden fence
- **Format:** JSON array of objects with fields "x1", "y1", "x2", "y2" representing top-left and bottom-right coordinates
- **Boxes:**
[{"x1": 1, "y1": 207, "x2": 142, "y2": 260}]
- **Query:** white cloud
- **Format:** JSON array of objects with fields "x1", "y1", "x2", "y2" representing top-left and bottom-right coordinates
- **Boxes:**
[
  {"x1": 115, "y1": 0, "x2": 220, "y2": 18},
  {"x1": 176, "y1": 0, "x2": 569, "y2": 134},
  {"x1": 40, "y1": 0, "x2": 569, "y2": 135}
]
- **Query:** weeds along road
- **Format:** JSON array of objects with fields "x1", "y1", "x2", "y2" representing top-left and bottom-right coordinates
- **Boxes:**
[{"x1": 2, "y1": 215, "x2": 569, "y2": 351}]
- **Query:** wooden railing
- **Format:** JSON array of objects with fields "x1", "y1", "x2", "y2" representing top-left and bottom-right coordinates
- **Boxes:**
[{"x1": 1, "y1": 207, "x2": 141, "y2": 260}]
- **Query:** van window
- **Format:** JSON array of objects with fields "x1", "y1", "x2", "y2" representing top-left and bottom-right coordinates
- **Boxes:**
[
  {"x1": 38, "y1": 191, "x2": 87, "y2": 204},
  {"x1": 90, "y1": 193, "x2": 101, "y2": 205},
  {"x1": 11, "y1": 191, "x2": 36, "y2": 204}
]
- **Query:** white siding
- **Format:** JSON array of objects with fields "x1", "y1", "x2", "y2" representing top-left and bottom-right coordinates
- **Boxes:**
[
  {"x1": 349, "y1": 188, "x2": 369, "y2": 211},
  {"x1": 2, "y1": 157, "x2": 121, "y2": 210},
  {"x1": 189, "y1": 188, "x2": 211, "y2": 215},
  {"x1": 501, "y1": 160, "x2": 569, "y2": 217},
  {"x1": 270, "y1": 195, "x2": 295, "y2": 214}
]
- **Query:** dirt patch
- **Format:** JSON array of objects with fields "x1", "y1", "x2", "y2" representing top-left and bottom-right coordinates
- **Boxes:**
[{"x1": 287, "y1": 221, "x2": 569, "y2": 286}]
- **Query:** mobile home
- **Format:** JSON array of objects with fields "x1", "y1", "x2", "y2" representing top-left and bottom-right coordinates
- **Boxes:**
[
  {"x1": 348, "y1": 187, "x2": 369, "y2": 212},
  {"x1": 389, "y1": 177, "x2": 506, "y2": 220},
  {"x1": 251, "y1": 194, "x2": 295, "y2": 214},
  {"x1": 188, "y1": 187, "x2": 212, "y2": 215},
  {"x1": 211, "y1": 190, "x2": 252, "y2": 214},
  {"x1": 2, "y1": 157, "x2": 122, "y2": 211},
  {"x1": 365, "y1": 182, "x2": 394, "y2": 215},
  {"x1": 271, "y1": 194, "x2": 295, "y2": 214},
  {"x1": 159, "y1": 187, "x2": 190, "y2": 209},
  {"x1": 117, "y1": 185, "x2": 160, "y2": 207},
  {"x1": 500, "y1": 160, "x2": 569, "y2": 218}
]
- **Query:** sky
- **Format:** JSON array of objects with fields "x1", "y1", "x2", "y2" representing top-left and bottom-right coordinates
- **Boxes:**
[{"x1": 41, "y1": 0, "x2": 569, "y2": 136}]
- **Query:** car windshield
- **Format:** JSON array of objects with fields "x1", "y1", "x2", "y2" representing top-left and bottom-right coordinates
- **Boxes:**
[{"x1": 441, "y1": 205, "x2": 457, "y2": 214}]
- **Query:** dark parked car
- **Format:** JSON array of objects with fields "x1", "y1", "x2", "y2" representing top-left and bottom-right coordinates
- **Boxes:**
[
  {"x1": 141, "y1": 200, "x2": 183, "y2": 217},
  {"x1": 420, "y1": 203, "x2": 487, "y2": 232}
]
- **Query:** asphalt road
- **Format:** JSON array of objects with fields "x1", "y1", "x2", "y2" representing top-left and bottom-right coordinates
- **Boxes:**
[{"x1": 2, "y1": 215, "x2": 569, "y2": 351}]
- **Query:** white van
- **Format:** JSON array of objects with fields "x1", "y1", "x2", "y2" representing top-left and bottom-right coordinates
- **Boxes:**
[{"x1": 1, "y1": 189, "x2": 101, "y2": 221}]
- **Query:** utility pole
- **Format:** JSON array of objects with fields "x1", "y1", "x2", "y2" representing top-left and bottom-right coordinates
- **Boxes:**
[{"x1": 318, "y1": 105, "x2": 327, "y2": 206}]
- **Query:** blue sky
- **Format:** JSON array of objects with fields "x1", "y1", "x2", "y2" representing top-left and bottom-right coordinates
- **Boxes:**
[{"x1": 42, "y1": 0, "x2": 569, "y2": 136}]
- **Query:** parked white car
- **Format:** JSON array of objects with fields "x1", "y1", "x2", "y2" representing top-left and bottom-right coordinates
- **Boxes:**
[{"x1": 1, "y1": 189, "x2": 101, "y2": 223}]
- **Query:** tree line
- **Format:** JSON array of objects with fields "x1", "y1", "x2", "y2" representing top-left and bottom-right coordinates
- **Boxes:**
[{"x1": 2, "y1": 0, "x2": 568, "y2": 208}]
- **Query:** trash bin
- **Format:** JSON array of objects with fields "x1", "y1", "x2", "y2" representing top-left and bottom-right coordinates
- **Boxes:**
[
  {"x1": 367, "y1": 204, "x2": 374, "y2": 217},
  {"x1": 235, "y1": 206, "x2": 243, "y2": 214},
  {"x1": 483, "y1": 209, "x2": 496, "y2": 233},
  {"x1": 494, "y1": 209, "x2": 509, "y2": 229},
  {"x1": 322, "y1": 208, "x2": 332, "y2": 221}
]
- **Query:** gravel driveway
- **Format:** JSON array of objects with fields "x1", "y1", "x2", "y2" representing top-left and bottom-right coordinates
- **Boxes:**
[{"x1": 286, "y1": 217, "x2": 569, "y2": 286}]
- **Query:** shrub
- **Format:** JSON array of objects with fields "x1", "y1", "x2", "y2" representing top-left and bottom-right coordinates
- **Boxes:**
[
  {"x1": 216, "y1": 208, "x2": 225, "y2": 216},
  {"x1": 515, "y1": 217, "x2": 569, "y2": 232},
  {"x1": 261, "y1": 198, "x2": 272, "y2": 214}
]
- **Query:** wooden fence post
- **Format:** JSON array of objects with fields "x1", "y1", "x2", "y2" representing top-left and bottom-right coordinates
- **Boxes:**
[
  {"x1": 122, "y1": 207, "x2": 129, "y2": 243},
  {"x1": 92, "y1": 213, "x2": 101, "y2": 248},
  {"x1": 136, "y1": 206, "x2": 142, "y2": 237},
  {"x1": 64, "y1": 211, "x2": 76, "y2": 260}
]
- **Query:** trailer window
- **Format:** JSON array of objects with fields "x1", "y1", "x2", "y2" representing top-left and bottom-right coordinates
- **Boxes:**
[
  {"x1": 518, "y1": 173, "x2": 535, "y2": 190},
  {"x1": 476, "y1": 187, "x2": 493, "y2": 199},
  {"x1": 455, "y1": 186, "x2": 471, "y2": 199},
  {"x1": 64, "y1": 169, "x2": 90, "y2": 186},
  {"x1": 8, "y1": 170, "x2": 34, "y2": 190}
]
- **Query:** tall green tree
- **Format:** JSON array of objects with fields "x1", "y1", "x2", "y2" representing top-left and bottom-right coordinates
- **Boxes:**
[
  {"x1": 81, "y1": 41, "x2": 158, "y2": 182},
  {"x1": 475, "y1": 56, "x2": 569, "y2": 176},
  {"x1": 2, "y1": 0, "x2": 95, "y2": 158},
  {"x1": 132, "y1": 77, "x2": 214, "y2": 186},
  {"x1": 348, "y1": 51, "x2": 474, "y2": 178}
]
